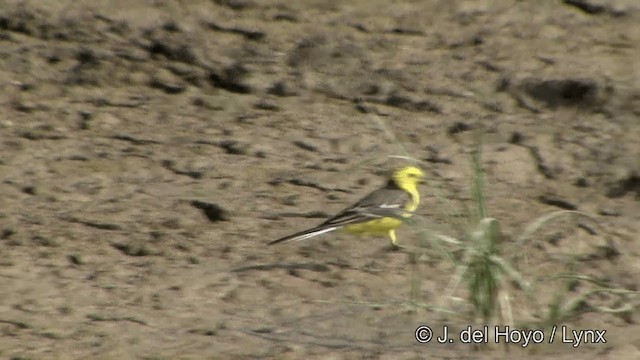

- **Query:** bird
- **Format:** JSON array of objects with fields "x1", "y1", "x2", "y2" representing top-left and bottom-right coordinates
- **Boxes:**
[{"x1": 268, "y1": 166, "x2": 424, "y2": 247}]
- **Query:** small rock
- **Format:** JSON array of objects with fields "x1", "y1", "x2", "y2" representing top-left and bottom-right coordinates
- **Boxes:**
[
  {"x1": 32, "y1": 235, "x2": 59, "y2": 247},
  {"x1": 564, "y1": 0, "x2": 606, "y2": 14},
  {"x1": 267, "y1": 81, "x2": 297, "y2": 97},
  {"x1": 384, "y1": 92, "x2": 441, "y2": 113},
  {"x1": 161, "y1": 20, "x2": 181, "y2": 32},
  {"x1": 21, "y1": 185, "x2": 37, "y2": 195},
  {"x1": 191, "y1": 97, "x2": 224, "y2": 111},
  {"x1": 149, "y1": 68, "x2": 186, "y2": 94},
  {"x1": 76, "y1": 47, "x2": 99, "y2": 65},
  {"x1": 79, "y1": 110, "x2": 92, "y2": 130},
  {"x1": 188, "y1": 327, "x2": 218, "y2": 336},
  {"x1": 424, "y1": 145, "x2": 452, "y2": 164},
  {"x1": 161, "y1": 217, "x2": 182, "y2": 229},
  {"x1": 67, "y1": 254, "x2": 84, "y2": 265},
  {"x1": 574, "y1": 177, "x2": 590, "y2": 187},
  {"x1": 209, "y1": 63, "x2": 251, "y2": 94},
  {"x1": 191, "y1": 200, "x2": 229, "y2": 222},
  {"x1": 606, "y1": 169, "x2": 640, "y2": 198},
  {"x1": 1, "y1": 228, "x2": 16, "y2": 239},
  {"x1": 112, "y1": 242, "x2": 153, "y2": 257},
  {"x1": 448, "y1": 121, "x2": 471, "y2": 135},
  {"x1": 167, "y1": 62, "x2": 206, "y2": 86},
  {"x1": 293, "y1": 140, "x2": 320, "y2": 153},
  {"x1": 147, "y1": 38, "x2": 199, "y2": 64},
  {"x1": 115, "y1": 47, "x2": 149, "y2": 62},
  {"x1": 509, "y1": 131, "x2": 524, "y2": 145},
  {"x1": 12, "y1": 99, "x2": 40, "y2": 113},
  {"x1": 538, "y1": 193, "x2": 578, "y2": 210},
  {"x1": 273, "y1": 13, "x2": 298, "y2": 22},
  {"x1": 218, "y1": 140, "x2": 250, "y2": 155},
  {"x1": 564, "y1": 0, "x2": 629, "y2": 16},
  {"x1": 598, "y1": 207, "x2": 620, "y2": 217},
  {"x1": 214, "y1": 0, "x2": 252, "y2": 10},
  {"x1": 254, "y1": 100, "x2": 280, "y2": 111}
]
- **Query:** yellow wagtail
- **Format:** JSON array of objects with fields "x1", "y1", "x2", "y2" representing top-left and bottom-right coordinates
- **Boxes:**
[{"x1": 268, "y1": 166, "x2": 424, "y2": 247}]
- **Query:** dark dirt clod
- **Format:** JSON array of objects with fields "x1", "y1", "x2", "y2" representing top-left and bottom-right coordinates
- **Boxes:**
[{"x1": 190, "y1": 200, "x2": 229, "y2": 222}]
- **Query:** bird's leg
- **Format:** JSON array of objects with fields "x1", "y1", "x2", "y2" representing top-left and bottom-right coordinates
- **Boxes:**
[{"x1": 385, "y1": 230, "x2": 404, "y2": 252}]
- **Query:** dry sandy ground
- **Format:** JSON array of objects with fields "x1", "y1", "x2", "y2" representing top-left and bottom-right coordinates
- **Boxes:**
[{"x1": 0, "y1": 0, "x2": 639, "y2": 359}]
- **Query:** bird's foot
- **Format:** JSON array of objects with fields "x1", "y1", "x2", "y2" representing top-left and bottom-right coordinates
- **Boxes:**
[{"x1": 386, "y1": 243, "x2": 405, "y2": 252}]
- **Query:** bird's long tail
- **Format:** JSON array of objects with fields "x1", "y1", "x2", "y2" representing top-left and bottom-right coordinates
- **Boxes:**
[{"x1": 268, "y1": 226, "x2": 338, "y2": 245}]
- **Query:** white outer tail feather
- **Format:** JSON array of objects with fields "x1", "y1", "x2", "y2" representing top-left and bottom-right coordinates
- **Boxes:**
[{"x1": 290, "y1": 227, "x2": 337, "y2": 242}]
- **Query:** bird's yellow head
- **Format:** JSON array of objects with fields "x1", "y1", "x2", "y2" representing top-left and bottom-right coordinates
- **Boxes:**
[{"x1": 392, "y1": 166, "x2": 425, "y2": 189}]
